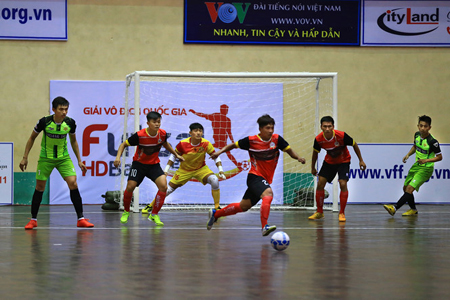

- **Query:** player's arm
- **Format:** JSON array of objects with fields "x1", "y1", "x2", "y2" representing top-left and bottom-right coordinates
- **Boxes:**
[
  {"x1": 417, "y1": 139, "x2": 443, "y2": 165},
  {"x1": 20, "y1": 131, "x2": 40, "y2": 172},
  {"x1": 211, "y1": 155, "x2": 226, "y2": 179},
  {"x1": 113, "y1": 141, "x2": 129, "y2": 168},
  {"x1": 311, "y1": 150, "x2": 319, "y2": 176},
  {"x1": 163, "y1": 141, "x2": 184, "y2": 161},
  {"x1": 210, "y1": 142, "x2": 237, "y2": 160},
  {"x1": 188, "y1": 109, "x2": 212, "y2": 120},
  {"x1": 418, "y1": 153, "x2": 443, "y2": 165},
  {"x1": 402, "y1": 145, "x2": 416, "y2": 163},
  {"x1": 69, "y1": 133, "x2": 87, "y2": 173},
  {"x1": 352, "y1": 142, "x2": 366, "y2": 170},
  {"x1": 285, "y1": 148, "x2": 306, "y2": 164}
]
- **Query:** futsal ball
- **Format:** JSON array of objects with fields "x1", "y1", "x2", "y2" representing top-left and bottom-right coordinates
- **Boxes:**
[{"x1": 271, "y1": 231, "x2": 290, "y2": 251}]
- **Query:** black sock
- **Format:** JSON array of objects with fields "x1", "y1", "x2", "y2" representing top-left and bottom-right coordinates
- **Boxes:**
[
  {"x1": 70, "y1": 189, "x2": 84, "y2": 219},
  {"x1": 31, "y1": 190, "x2": 44, "y2": 219},
  {"x1": 395, "y1": 192, "x2": 414, "y2": 210},
  {"x1": 407, "y1": 193, "x2": 416, "y2": 210}
]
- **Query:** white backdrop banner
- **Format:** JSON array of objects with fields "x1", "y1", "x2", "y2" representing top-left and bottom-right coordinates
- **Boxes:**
[
  {"x1": 49, "y1": 80, "x2": 284, "y2": 205},
  {"x1": 362, "y1": 1, "x2": 450, "y2": 47},
  {"x1": 334, "y1": 143, "x2": 450, "y2": 204},
  {"x1": 0, "y1": 142, "x2": 13, "y2": 205},
  {"x1": 0, "y1": 0, "x2": 67, "y2": 40}
]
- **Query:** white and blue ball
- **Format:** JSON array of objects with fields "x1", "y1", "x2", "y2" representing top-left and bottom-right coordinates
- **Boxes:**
[{"x1": 271, "y1": 231, "x2": 290, "y2": 251}]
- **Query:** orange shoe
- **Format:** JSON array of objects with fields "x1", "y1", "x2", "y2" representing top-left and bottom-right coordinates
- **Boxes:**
[
  {"x1": 339, "y1": 213, "x2": 346, "y2": 222},
  {"x1": 77, "y1": 218, "x2": 94, "y2": 228},
  {"x1": 25, "y1": 219, "x2": 37, "y2": 230}
]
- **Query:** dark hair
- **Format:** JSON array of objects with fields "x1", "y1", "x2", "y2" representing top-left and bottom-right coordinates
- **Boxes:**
[
  {"x1": 52, "y1": 96, "x2": 69, "y2": 109},
  {"x1": 146, "y1": 111, "x2": 162, "y2": 121},
  {"x1": 320, "y1": 116, "x2": 334, "y2": 125},
  {"x1": 257, "y1": 114, "x2": 275, "y2": 128},
  {"x1": 418, "y1": 115, "x2": 432, "y2": 126},
  {"x1": 189, "y1": 122, "x2": 204, "y2": 132}
]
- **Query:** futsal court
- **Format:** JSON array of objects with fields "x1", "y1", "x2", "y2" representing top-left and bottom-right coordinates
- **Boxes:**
[{"x1": 1, "y1": 204, "x2": 450, "y2": 299}]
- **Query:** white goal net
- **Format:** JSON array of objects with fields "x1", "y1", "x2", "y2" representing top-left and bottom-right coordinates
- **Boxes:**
[{"x1": 118, "y1": 71, "x2": 338, "y2": 212}]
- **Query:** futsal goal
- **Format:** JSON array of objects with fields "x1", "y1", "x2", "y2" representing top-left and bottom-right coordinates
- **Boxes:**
[{"x1": 118, "y1": 71, "x2": 338, "y2": 212}]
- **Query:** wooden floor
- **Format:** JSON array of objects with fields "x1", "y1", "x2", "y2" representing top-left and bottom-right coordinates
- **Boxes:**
[{"x1": 1, "y1": 204, "x2": 450, "y2": 300}]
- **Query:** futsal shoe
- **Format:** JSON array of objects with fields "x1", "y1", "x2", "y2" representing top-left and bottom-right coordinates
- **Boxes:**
[
  {"x1": 141, "y1": 204, "x2": 153, "y2": 214},
  {"x1": 262, "y1": 224, "x2": 277, "y2": 236},
  {"x1": 120, "y1": 211, "x2": 130, "y2": 224},
  {"x1": 383, "y1": 204, "x2": 396, "y2": 216},
  {"x1": 77, "y1": 218, "x2": 94, "y2": 228},
  {"x1": 308, "y1": 212, "x2": 324, "y2": 220},
  {"x1": 25, "y1": 219, "x2": 37, "y2": 230},
  {"x1": 206, "y1": 208, "x2": 216, "y2": 230},
  {"x1": 339, "y1": 213, "x2": 346, "y2": 222},
  {"x1": 149, "y1": 214, "x2": 164, "y2": 226},
  {"x1": 402, "y1": 209, "x2": 418, "y2": 216}
]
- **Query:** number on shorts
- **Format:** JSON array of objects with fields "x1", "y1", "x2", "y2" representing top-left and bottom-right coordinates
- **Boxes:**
[{"x1": 131, "y1": 169, "x2": 137, "y2": 177}]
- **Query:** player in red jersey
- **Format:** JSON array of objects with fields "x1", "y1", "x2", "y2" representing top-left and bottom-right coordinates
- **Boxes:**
[
  {"x1": 207, "y1": 114, "x2": 306, "y2": 236},
  {"x1": 308, "y1": 116, "x2": 366, "y2": 222},
  {"x1": 114, "y1": 111, "x2": 183, "y2": 226}
]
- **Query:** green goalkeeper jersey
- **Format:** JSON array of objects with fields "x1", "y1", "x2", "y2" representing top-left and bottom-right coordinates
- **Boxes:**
[
  {"x1": 413, "y1": 131, "x2": 441, "y2": 168},
  {"x1": 34, "y1": 115, "x2": 77, "y2": 159}
]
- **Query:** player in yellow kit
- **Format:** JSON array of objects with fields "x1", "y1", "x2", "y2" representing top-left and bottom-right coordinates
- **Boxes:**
[{"x1": 142, "y1": 123, "x2": 225, "y2": 213}]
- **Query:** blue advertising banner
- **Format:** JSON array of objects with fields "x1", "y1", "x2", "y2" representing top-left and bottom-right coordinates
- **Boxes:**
[{"x1": 184, "y1": 0, "x2": 361, "y2": 45}]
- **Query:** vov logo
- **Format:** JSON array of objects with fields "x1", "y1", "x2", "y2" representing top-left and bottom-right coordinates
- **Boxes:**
[{"x1": 205, "y1": 2, "x2": 250, "y2": 23}]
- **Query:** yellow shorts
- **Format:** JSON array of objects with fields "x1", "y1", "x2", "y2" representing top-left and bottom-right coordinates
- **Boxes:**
[{"x1": 170, "y1": 165, "x2": 214, "y2": 186}]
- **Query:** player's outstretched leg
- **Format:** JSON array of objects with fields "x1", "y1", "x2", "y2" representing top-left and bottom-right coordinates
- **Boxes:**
[
  {"x1": 383, "y1": 204, "x2": 396, "y2": 216},
  {"x1": 207, "y1": 208, "x2": 216, "y2": 230}
]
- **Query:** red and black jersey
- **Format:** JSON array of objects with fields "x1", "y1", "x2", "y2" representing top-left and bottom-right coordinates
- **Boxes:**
[
  {"x1": 126, "y1": 128, "x2": 167, "y2": 164},
  {"x1": 313, "y1": 130, "x2": 354, "y2": 164},
  {"x1": 237, "y1": 133, "x2": 290, "y2": 184}
]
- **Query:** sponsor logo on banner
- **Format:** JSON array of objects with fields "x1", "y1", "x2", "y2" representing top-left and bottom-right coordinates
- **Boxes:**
[
  {"x1": 377, "y1": 7, "x2": 439, "y2": 36},
  {"x1": 362, "y1": 1, "x2": 450, "y2": 46}
]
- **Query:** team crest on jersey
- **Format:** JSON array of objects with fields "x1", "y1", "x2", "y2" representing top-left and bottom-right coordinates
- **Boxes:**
[
  {"x1": 158, "y1": 138, "x2": 162, "y2": 143},
  {"x1": 197, "y1": 146, "x2": 205, "y2": 153},
  {"x1": 270, "y1": 142, "x2": 276, "y2": 148},
  {"x1": 335, "y1": 141, "x2": 340, "y2": 147},
  {"x1": 63, "y1": 126, "x2": 69, "y2": 131}
]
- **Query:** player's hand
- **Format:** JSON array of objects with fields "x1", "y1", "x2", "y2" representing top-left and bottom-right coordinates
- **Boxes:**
[
  {"x1": 210, "y1": 152, "x2": 219, "y2": 160},
  {"x1": 19, "y1": 158, "x2": 28, "y2": 172},
  {"x1": 402, "y1": 155, "x2": 409, "y2": 163},
  {"x1": 298, "y1": 157, "x2": 306, "y2": 164},
  {"x1": 113, "y1": 159, "x2": 121, "y2": 168},
  {"x1": 359, "y1": 161, "x2": 366, "y2": 170},
  {"x1": 176, "y1": 154, "x2": 185, "y2": 161},
  {"x1": 311, "y1": 168, "x2": 317, "y2": 176},
  {"x1": 417, "y1": 159, "x2": 427, "y2": 165},
  {"x1": 78, "y1": 161, "x2": 87, "y2": 173},
  {"x1": 218, "y1": 171, "x2": 226, "y2": 180}
]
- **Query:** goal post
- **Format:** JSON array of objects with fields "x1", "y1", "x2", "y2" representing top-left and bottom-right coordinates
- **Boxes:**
[{"x1": 120, "y1": 71, "x2": 338, "y2": 212}]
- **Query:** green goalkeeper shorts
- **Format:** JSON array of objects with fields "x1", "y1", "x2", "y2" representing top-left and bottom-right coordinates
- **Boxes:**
[
  {"x1": 36, "y1": 156, "x2": 77, "y2": 181},
  {"x1": 404, "y1": 163, "x2": 433, "y2": 192}
]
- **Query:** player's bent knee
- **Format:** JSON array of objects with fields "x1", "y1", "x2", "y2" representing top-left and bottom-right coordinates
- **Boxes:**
[{"x1": 207, "y1": 174, "x2": 220, "y2": 190}]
